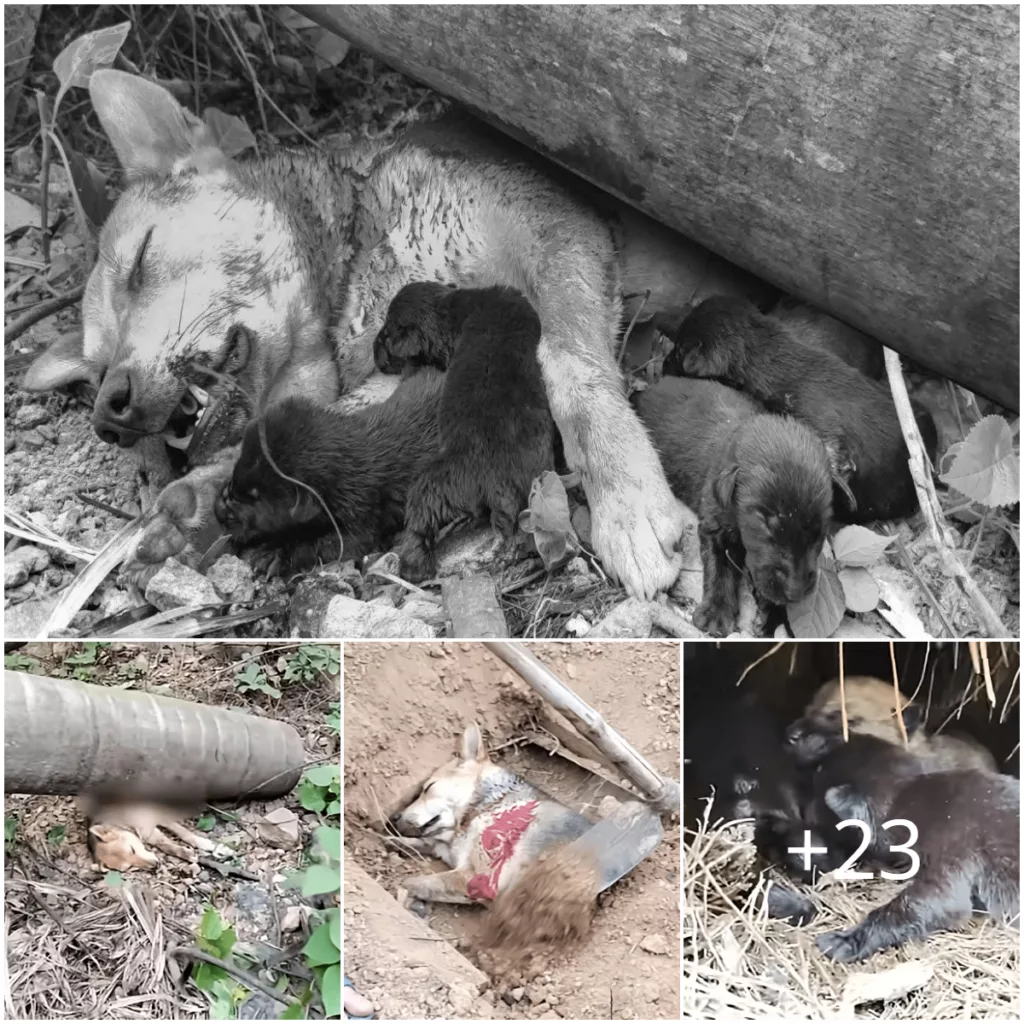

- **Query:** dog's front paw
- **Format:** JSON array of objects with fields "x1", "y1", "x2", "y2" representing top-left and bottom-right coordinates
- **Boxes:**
[
  {"x1": 588, "y1": 470, "x2": 686, "y2": 600},
  {"x1": 816, "y1": 926, "x2": 869, "y2": 962},
  {"x1": 692, "y1": 597, "x2": 737, "y2": 637}
]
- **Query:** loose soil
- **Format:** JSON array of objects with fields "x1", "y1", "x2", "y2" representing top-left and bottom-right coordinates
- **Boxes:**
[{"x1": 343, "y1": 640, "x2": 681, "y2": 1020}]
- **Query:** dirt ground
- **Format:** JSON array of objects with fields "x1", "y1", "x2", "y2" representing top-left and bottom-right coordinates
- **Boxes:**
[
  {"x1": 343, "y1": 641, "x2": 681, "y2": 1020},
  {"x1": 3, "y1": 641, "x2": 340, "y2": 1020}
]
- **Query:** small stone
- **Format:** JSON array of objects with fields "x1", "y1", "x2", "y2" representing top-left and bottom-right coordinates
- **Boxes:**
[
  {"x1": 144, "y1": 557, "x2": 222, "y2": 611},
  {"x1": 565, "y1": 663, "x2": 577, "y2": 680},
  {"x1": 11, "y1": 145, "x2": 40, "y2": 177},
  {"x1": 510, "y1": 987, "x2": 525, "y2": 1003},
  {"x1": 639, "y1": 933, "x2": 669, "y2": 955},
  {"x1": 206, "y1": 554, "x2": 256, "y2": 603},
  {"x1": 36, "y1": 424, "x2": 58, "y2": 443},
  {"x1": 3, "y1": 595, "x2": 58, "y2": 638},
  {"x1": 19, "y1": 430, "x2": 47, "y2": 450},
  {"x1": 311, "y1": 594, "x2": 434, "y2": 639},
  {"x1": 586, "y1": 598, "x2": 654, "y2": 638},
  {"x1": 5, "y1": 545, "x2": 50, "y2": 588},
  {"x1": 446, "y1": 982, "x2": 476, "y2": 1016},
  {"x1": 14, "y1": 404, "x2": 49, "y2": 429},
  {"x1": 434, "y1": 524, "x2": 505, "y2": 577}
]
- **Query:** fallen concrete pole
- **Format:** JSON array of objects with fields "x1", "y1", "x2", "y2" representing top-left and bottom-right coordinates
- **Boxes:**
[{"x1": 4, "y1": 671, "x2": 306, "y2": 802}]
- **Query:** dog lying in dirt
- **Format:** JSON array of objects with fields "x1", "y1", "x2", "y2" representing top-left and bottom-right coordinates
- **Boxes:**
[
  {"x1": 387, "y1": 724, "x2": 591, "y2": 906},
  {"x1": 22, "y1": 69, "x2": 691, "y2": 601},
  {"x1": 82, "y1": 798, "x2": 234, "y2": 872},
  {"x1": 374, "y1": 282, "x2": 556, "y2": 580}
]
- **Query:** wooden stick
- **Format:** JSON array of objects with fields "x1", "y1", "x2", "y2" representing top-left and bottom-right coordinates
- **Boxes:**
[
  {"x1": 890, "y1": 641, "x2": 909, "y2": 746},
  {"x1": 839, "y1": 641, "x2": 848, "y2": 742},
  {"x1": 483, "y1": 641, "x2": 679, "y2": 812},
  {"x1": 4, "y1": 285, "x2": 85, "y2": 344},
  {"x1": 883, "y1": 347, "x2": 1007, "y2": 637},
  {"x1": 979, "y1": 641, "x2": 996, "y2": 706}
]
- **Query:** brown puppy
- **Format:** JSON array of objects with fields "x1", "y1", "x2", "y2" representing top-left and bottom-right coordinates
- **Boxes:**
[
  {"x1": 374, "y1": 282, "x2": 555, "y2": 581},
  {"x1": 786, "y1": 729, "x2": 1018, "y2": 962},
  {"x1": 637, "y1": 376, "x2": 832, "y2": 636},
  {"x1": 666, "y1": 296, "x2": 939, "y2": 523},
  {"x1": 794, "y1": 676, "x2": 997, "y2": 773},
  {"x1": 216, "y1": 370, "x2": 444, "y2": 565}
]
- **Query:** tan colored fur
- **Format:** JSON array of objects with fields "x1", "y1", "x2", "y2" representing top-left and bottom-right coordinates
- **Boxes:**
[{"x1": 807, "y1": 676, "x2": 996, "y2": 772}]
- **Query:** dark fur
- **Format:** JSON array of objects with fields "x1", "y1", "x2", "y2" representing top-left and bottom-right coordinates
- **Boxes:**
[
  {"x1": 637, "y1": 376, "x2": 832, "y2": 636},
  {"x1": 216, "y1": 370, "x2": 444, "y2": 563},
  {"x1": 770, "y1": 297, "x2": 884, "y2": 379},
  {"x1": 666, "y1": 296, "x2": 939, "y2": 522},
  {"x1": 790, "y1": 729, "x2": 1019, "y2": 962},
  {"x1": 374, "y1": 282, "x2": 555, "y2": 580}
]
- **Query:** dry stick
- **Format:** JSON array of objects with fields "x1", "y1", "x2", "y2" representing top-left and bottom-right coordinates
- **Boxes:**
[
  {"x1": 968, "y1": 640, "x2": 981, "y2": 677},
  {"x1": 889, "y1": 640, "x2": 909, "y2": 746},
  {"x1": 979, "y1": 641, "x2": 996, "y2": 706},
  {"x1": 839, "y1": 641, "x2": 848, "y2": 742},
  {"x1": 4, "y1": 285, "x2": 84, "y2": 344},
  {"x1": 173, "y1": 946, "x2": 290, "y2": 1007},
  {"x1": 34, "y1": 90, "x2": 52, "y2": 265},
  {"x1": 883, "y1": 346, "x2": 1007, "y2": 636}
]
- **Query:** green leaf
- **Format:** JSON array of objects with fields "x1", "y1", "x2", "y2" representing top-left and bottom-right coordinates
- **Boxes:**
[
  {"x1": 210, "y1": 926, "x2": 237, "y2": 960},
  {"x1": 326, "y1": 798, "x2": 341, "y2": 816},
  {"x1": 208, "y1": 976, "x2": 237, "y2": 1019},
  {"x1": 192, "y1": 961, "x2": 225, "y2": 992},
  {"x1": 304, "y1": 921, "x2": 341, "y2": 966},
  {"x1": 787, "y1": 558, "x2": 845, "y2": 638},
  {"x1": 203, "y1": 107, "x2": 257, "y2": 158},
  {"x1": 46, "y1": 825, "x2": 67, "y2": 846},
  {"x1": 299, "y1": 780, "x2": 327, "y2": 813},
  {"x1": 939, "y1": 415, "x2": 1019, "y2": 508},
  {"x1": 196, "y1": 814, "x2": 216, "y2": 832},
  {"x1": 4, "y1": 653, "x2": 39, "y2": 671},
  {"x1": 329, "y1": 908, "x2": 341, "y2": 950},
  {"x1": 281, "y1": 1001, "x2": 306, "y2": 1019},
  {"x1": 301, "y1": 864, "x2": 340, "y2": 897},
  {"x1": 200, "y1": 906, "x2": 224, "y2": 941},
  {"x1": 305, "y1": 765, "x2": 340, "y2": 788},
  {"x1": 322, "y1": 964, "x2": 342, "y2": 1019},
  {"x1": 53, "y1": 21, "x2": 130, "y2": 94},
  {"x1": 104, "y1": 870, "x2": 123, "y2": 887},
  {"x1": 4, "y1": 817, "x2": 18, "y2": 845},
  {"x1": 838, "y1": 566, "x2": 880, "y2": 613},
  {"x1": 830, "y1": 525, "x2": 894, "y2": 567},
  {"x1": 315, "y1": 825, "x2": 342, "y2": 861}
]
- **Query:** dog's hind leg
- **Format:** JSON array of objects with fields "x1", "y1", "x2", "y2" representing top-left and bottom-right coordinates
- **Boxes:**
[{"x1": 401, "y1": 456, "x2": 477, "y2": 581}]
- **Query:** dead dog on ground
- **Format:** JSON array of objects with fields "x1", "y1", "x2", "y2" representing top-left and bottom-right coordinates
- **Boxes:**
[
  {"x1": 387, "y1": 724, "x2": 590, "y2": 907},
  {"x1": 23, "y1": 71, "x2": 688, "y2": 600}
]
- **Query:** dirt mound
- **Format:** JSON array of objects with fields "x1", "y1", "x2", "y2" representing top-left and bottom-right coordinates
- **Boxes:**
[{"x1": 481, "y1": 843, "x2": 599, "y2": 954}]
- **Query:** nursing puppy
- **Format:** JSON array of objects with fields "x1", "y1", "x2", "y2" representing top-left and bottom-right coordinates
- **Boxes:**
[
  {"x1": 786, "y1": 728, "x2": 1019, "y2": 962},
  {"x1": 666, "y1": 296, "x2": 939, "y2": 522},
  {"x1": 216, "y1": 370, "x2": 443, "y2": 564},
  {"x1": 636, "y1": 376, "x2": 832, "y2": 636},
  {"x1": 770, "y1": 298, "x2": 884, "y2": 379},
  {"x1": 374, "y1": 282, "x2": 555, "y2": 580}
]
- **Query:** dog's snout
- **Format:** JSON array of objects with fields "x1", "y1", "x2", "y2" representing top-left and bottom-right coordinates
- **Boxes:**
[
  {"x1": 92, "y1": 366, "x2": 144, "y2": 447},
  {"x1": 785, "y1": 721, "x2": 805, "y2": 745}
]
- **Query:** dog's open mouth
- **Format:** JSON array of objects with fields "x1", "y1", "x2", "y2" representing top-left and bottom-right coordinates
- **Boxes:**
[{"x1": 161, "y1": 382, "x2": 212, "y2": 451}]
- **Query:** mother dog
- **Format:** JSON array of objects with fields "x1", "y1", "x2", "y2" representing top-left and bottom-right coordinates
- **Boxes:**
[{"x1": 23, "y1": 70, "x2": 689, "y2": 598}]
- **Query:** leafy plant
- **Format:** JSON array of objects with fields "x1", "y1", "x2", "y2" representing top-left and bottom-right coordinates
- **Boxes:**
[
  {"x1": 325, "y1": 701, "x2": 340, "y2": 735},
  {"x1": 235, "y1": 662, "x2": 281, "y2": 699},
  {"x1": 940, "y1": 415, "x2": 1019, "y2": 508},
  {"x1": 518, "y1": 471, "x2": 582, "y2": 570},
  {"x1": 4, "y1": 652, "x2": 40, "y2": 672},
  {"x1": 46, "y1": 825, "x2": 67, "y2": 847},
  {"x1": 787, "y1": 525, "x2": 896, "y2": 638},
  {"x1": 299, "y1": 764, "x2": 341, "y2": 817},
  {"x1": 5, "y1": 816, "x2": 19, "y2": 852},
  {"x1": 58, "y1": 641, "x2": 109, "y2": 681},
  {"x1": 284, "y1": 644, "x2": 340, "y2": 683}
]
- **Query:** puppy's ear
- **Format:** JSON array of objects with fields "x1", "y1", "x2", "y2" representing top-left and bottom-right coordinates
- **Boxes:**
[
  {"x1": 712, "y1": 463, "x2": 740, "y2": 511},
  {"x1": 824, "y1": 437, "x2": 858, "y2": 514}
]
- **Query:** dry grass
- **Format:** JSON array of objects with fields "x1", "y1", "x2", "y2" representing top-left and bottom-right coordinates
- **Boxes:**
[{"x1": 684, "y1": 809, "x2": 1020, "y2": 1020}]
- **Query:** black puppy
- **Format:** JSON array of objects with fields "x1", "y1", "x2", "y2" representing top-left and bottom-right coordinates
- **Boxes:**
[
  {"x1": 216, "y1": 370, "x2": 444, "y2": 564},
  {"x1": 787, "y1": 727, "x2": 1019, "y2": 963},
  {"x1": 666, "y1": 296, "x2": 938, "y2": 523},
  {"x1": 374, "y1": 282, "x2": 555, "y2": 580},
  {"x1": 637, "y1": 376, "x2": 833, "y2": 637}
]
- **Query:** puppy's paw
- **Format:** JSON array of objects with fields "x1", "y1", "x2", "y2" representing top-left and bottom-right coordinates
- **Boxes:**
[
  {"x1": 588, "y1": 470, "x2": 686, "y2": 600},
  {"x1": 693, "y1": 598, "x2": 737, "y2": 638},
  {"x1": 816, "y1": 927, "x2": 869, "y2": 962},
  {"x1": 132, "y1": 470, "x2": 225, "y2": 566}
]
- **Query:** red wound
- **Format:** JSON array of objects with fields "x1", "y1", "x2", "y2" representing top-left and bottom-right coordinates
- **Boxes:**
[{"x1": 466, "y1": 800, "x2": 538, "y2": 902}]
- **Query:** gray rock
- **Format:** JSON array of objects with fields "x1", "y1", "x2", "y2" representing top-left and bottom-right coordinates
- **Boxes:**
[
  {"x1": 289, "y1": 569, "x2": 357, "y2": 637},
  {"x1": 19, "y1": 430, "x2": 47, "y2": 450},
  {"x1": 586, "y1": 598, "x2": 654, "y2": 638},
  {"x1": 313, "y1": 594, "x2": 434, "y2": 639},
  {"x1": 207, "y1": 554, "x2": 256, "y2": 603},
  {"x1": 144, "y1": 557, "x2": 222, "y2": 611},
  {"x1": 3, "y1": 595, "x2": 57, "y2": 639},
  {"x1": 435, "y1": 525, "x2": 505, "y2": 577},
  {"x1": 5, "y1": 545, "x2": 50, "y2": 588},
  {"x1": 14, "y1": 403, "x2": 50, "y2": 429},
  {"x1": 400, "y1": 597, "x2": 447, "y2": 628}
]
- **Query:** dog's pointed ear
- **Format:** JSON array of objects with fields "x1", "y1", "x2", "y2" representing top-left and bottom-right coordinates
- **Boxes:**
[
  {"x1": 461, "y1": 723, "x2": 486, "y2": 762},
  {"x1": 87, "y1": 823, "x2": 118, "y2": 841},
  {"x1": 89, "y1": 69, "x2": 229, "y2": 180},
  {"x1": 712, "y1": 462, "x2": 740, "y2": 510}
]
